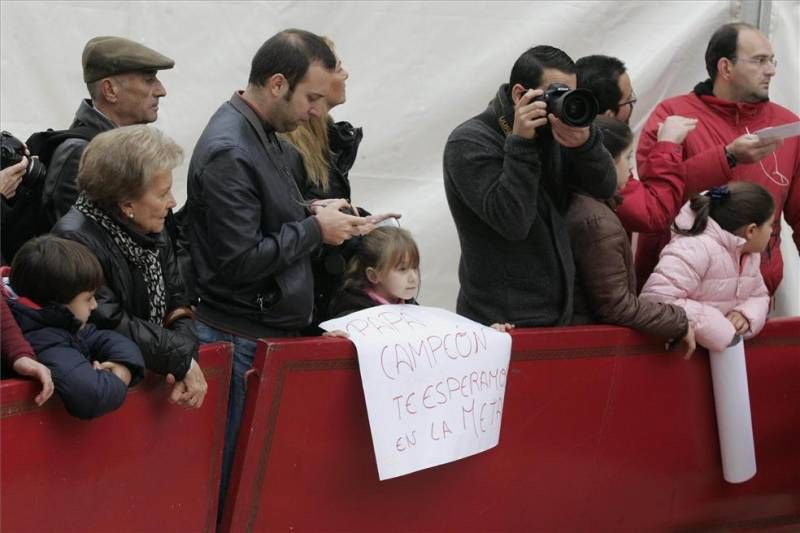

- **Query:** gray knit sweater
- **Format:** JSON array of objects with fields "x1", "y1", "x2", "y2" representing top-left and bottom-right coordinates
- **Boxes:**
[{"x1": 443, "y1": 85, "x2": 616, "y2": 327}]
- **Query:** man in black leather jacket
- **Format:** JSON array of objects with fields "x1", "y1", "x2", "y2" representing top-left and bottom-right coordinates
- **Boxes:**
[
  {"x1": 43, "y1": 35, "x2": 174, "y2": 227},
  {"x1": 183, "y1": 29, "x2": 375, "y2": 508}
]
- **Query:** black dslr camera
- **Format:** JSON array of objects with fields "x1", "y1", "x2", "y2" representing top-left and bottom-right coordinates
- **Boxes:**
[
  {"x1": 533, "y1": 83, "x2": 598, "y2": 128},
  {"x1": 0, "y1": 131, "x2": 47, "y2": 187}
]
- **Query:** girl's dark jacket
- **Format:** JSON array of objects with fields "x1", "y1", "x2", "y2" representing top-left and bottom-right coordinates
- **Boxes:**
[
  {"x1": 7, "y1": 297, "x2": 144, "y2": 420},
  {"x1": 52, "y1": 207, "x2": 197, "y2": 380},
  {"x1": 330, "y1": 285, "x2": 418, "y2": 319}
]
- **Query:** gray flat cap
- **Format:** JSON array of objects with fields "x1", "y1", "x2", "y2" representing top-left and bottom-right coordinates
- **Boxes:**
[{"x1": 82, "y1": 36, "x2": 174, "y2": 83}]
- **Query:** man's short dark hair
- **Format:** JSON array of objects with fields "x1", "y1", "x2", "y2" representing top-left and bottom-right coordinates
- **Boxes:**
[
  {"x1": 705, "y1": 22, "x2": 758, "y2": 81},
  {"x1": 576, "y1": 55, "x2": 626, "y2": 114},
  {"x1": 10, "y1": 235, "x2": 104, "y2": 306},
  {"x1": 248, "y1": 29, "x2": 337, "y2": 92},
  {"x1": 509, "y1": 45, "x2": 575, "y2": 91}
]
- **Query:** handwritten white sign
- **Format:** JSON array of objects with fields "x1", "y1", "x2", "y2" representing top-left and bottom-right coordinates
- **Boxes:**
[{"x1": 320, "y1": 305, "x2": 512, "y2": 480}]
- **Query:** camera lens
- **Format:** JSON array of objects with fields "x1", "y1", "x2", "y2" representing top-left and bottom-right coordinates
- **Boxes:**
[
  {"x1": 565, "y1": 98, "x2": 587, "y2": 119},
  {"x1": 559, "y1": 89, "x2": 598, "y2": 128},
  {"x1": 26, "y1": 158, "x2": 48, "y2": 185}
]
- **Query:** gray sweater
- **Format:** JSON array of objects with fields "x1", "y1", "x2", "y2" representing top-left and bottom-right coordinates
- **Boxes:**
[{"x1": 443, "y1": 85, "x2": 616, "y2": 326}]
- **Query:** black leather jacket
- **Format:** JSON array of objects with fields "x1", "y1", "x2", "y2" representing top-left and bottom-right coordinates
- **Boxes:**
[
  {"x1": 183, "y1": 92, "x2": 322, "y2": 338},
  {"x1": 52, "y1": 207, "x2": 196, "y2": 380},
  {"x1": 43, "y1": 100, "x2": 116, "y2": 227}
]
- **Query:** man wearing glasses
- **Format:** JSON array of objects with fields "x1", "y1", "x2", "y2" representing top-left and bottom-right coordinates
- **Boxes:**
[
  {"x1": 576, "y1": 55, "x2": 637, "y2": 124},
  {"x1": 622, "y1": 22, "x2": 798, "y2": 295}
]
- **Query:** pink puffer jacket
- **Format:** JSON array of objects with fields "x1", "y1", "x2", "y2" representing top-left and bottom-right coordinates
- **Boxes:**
[{"x1": 640, "y1": 203, "x2": 769, "y2": 352}]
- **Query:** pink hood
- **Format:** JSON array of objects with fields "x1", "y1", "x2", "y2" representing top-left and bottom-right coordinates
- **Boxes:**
[{"x1": 640, "y1": 202, "x2": 769, "y2": 352}]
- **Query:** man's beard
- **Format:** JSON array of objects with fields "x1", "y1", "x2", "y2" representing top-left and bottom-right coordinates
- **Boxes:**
[{"x1": 743, "y1": 83, "x2": 770, "y2": 103}]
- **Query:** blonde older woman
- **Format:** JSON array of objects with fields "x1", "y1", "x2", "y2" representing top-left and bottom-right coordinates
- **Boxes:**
[{"x1": 52, "y1": 125, "x2": 207, "y2": 408}]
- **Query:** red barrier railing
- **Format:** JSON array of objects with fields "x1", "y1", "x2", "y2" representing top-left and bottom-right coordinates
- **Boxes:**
[
  {"x1": 223, "y1": 319, "x2": 800, "y2": 533},
  {"x1": 3, "y1": 322, "x2": 798, "y2": 532},
  {"x1": 0, "y1": 342, "x2": 232, "y2": 533}
]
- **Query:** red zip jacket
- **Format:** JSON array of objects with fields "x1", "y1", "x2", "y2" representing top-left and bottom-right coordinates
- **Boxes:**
[{"x1": 619, "y1": 81, "x2": 800, "y2": 294}]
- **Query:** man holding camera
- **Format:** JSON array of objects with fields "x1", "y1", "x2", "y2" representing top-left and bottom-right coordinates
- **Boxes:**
[
  {"x1": 43, "y1": 36, "x2": 174, "y2": 226},
  {"x1": 443, "y1": 45, "x2": 616, "y2": 327}
]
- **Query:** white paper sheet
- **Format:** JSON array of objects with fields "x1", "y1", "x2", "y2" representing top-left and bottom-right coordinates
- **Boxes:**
[
  {"x1": 754, "y1": 121, "x2": 800, "y2": 141},
  {"x1": 708, "y1": 339, "x2": 757, "y2": 484},
  {"x1": 320, "y1": 305, "x2": 512, "y2": 480}
]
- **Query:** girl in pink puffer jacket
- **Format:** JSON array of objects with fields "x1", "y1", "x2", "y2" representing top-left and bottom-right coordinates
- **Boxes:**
[{"x1": 640, "y1": 182, "x2": 775, "y2": 354}]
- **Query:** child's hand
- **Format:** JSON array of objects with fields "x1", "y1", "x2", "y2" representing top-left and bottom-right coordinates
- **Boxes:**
[
  {"x1": 490, "y1": 323, "x2": 515, "y2": 332},
  {"x1": 93, "y1": 360, "x2": 132, "y2": 386},
  {"x1": 323, "y1": 330, "x2": 350, "y2": 338},
  {"x1": 726, "y1": 311, "x2": 750, "y2": 335},
  {"x1": 657, "y1": 115, "x2": 698, "y2": 144},
  {"x1": 12, "y1": 356, "x2": 54, "y2": 406}
]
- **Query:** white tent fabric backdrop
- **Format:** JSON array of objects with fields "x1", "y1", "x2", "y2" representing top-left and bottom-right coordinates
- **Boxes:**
[{"x1": 1, "y1": 0, "x2": 797, "y2": 315}]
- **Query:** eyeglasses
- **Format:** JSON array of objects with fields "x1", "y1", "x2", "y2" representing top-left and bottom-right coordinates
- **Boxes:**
[
  {"x1": 733, "y1": 56, "x2": 778, "y2": 68},
  {"x1": 619, "y1": 91, "x2": 637, "y2": 108}
]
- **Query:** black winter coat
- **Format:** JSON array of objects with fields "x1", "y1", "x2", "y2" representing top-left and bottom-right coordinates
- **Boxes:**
[
  {"x1": 8, "y1": 298, "x2": 144, "y2": 420},
  {"x1": 52, "y1": 208, "x2": 197, "y2": 380},
  {"x1": 289, "y1": 120, "x2": 364, "y2": 203},
  {"x1": 329, "y1": 286, "x2": 419, "y2": 319},
  {"x1": 443, "y1": 84, "x2": 617, "y2": 327}
]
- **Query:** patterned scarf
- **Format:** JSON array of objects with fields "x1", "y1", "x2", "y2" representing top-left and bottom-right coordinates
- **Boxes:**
[{"x1": 74, "y1": 194, "x2": 167, "y2": 324}]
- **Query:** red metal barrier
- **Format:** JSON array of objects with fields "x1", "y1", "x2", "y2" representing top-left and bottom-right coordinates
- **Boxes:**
[
  {"x1": 223, "y1": 319, "x2": 800, "y2": 533},
  {"x1": 0, "y1": 342, "x2": 232, "y2": 533}
]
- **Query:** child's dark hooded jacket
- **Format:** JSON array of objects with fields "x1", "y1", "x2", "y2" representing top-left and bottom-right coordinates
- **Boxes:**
[{"x1": 7, "y1": 297, "x2": 144, "y2": 419}]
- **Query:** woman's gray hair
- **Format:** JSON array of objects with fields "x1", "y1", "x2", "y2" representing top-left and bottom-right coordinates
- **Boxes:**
[{"x1": 78, "y1": 125, "x2": 183, "y2": 206}]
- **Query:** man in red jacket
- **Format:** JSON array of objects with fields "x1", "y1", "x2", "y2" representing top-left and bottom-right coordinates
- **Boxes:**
[{"x1": 616, "y1": 22, "x2": 798, "y2": 294}]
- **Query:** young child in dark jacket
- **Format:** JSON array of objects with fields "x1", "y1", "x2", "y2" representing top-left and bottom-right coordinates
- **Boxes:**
[
  {"x1": 4, "y1": 235, "x2": 144, "y2": 419},
  {"x1": 329, "y1": 226, "x2": 513, "y2": 332},
  {"x1": 329, "y1": 226, "x2": 421, "y2": 318}
]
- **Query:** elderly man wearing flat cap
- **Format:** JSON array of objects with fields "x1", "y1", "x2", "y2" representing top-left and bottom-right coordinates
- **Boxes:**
[{"x1": 42, "y1": 35, "x2": 174, "y2": 226}]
